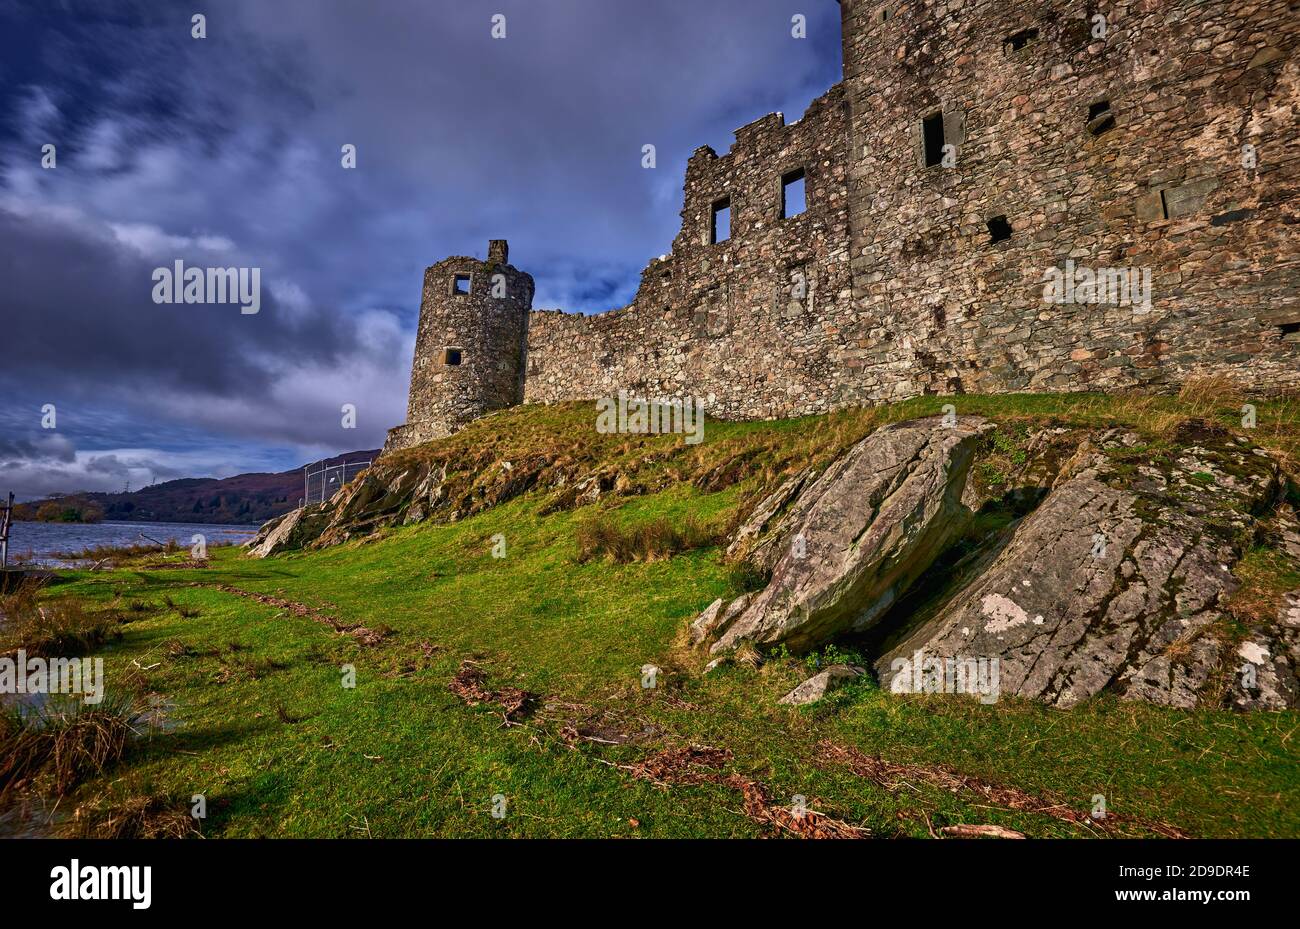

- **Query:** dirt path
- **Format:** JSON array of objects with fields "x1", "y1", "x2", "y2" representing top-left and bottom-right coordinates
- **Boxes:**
[{"x1": 193, "y1": 583, "x2": 392, "y2": 646}]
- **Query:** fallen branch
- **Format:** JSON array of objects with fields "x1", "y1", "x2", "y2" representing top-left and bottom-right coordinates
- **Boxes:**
[
  {"x1": 940, "y1": 824, "x2": 1026, "y2": 840},
  {"x1": 814, "y1": 741, "x2": 1189, "y2": 839}
]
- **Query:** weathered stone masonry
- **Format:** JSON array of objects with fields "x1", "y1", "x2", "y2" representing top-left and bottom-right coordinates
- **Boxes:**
[
  {"x1": 386, "y1": 239, "x2": 534, "y2": 450},
  {"x1": 387, "y1": 0, "x2": 1298, "y2": 453}
]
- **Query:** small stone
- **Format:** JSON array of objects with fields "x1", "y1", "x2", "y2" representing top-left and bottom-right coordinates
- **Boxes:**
[{"x1": 778, "y1": 665, "x2": 867, "y2": 706}]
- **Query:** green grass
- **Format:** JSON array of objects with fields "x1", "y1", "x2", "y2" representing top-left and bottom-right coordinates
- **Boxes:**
[{"x1": 16, "y1": 390, "x2": 1300, "y2": 838}]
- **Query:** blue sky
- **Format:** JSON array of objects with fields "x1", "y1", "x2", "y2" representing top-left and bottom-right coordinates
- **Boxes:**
[{"x1": 0, "y1": 0, "x2": 842, "y2": 499}]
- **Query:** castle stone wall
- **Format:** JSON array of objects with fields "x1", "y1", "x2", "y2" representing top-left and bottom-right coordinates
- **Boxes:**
[
  {"x1": 524, "y1": 83, "x2": 863, "y2": 419},
  {"x1": 390, "y1": 1, "x2": 1297, "y2": 453},
  {"x1": 837, "y1": 0, "x2": 1299, "y2": 397}
]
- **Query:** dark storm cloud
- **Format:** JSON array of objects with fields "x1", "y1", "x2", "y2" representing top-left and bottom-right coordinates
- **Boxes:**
[
  {"x1": 0, "y1": 0, "x2": 841, "y2": 498},
  {"x1": 0, "y1": 434, "x2": 75, "y2": 464}
]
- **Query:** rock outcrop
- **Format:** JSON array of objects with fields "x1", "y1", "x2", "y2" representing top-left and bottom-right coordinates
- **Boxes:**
[
  {"x1": 246, "y1": 452, "x2": 588, "y2": 558},
  {"x1": 873, "y1": 424, "x2": 1287, "y2": 709},
  {"x1": 705, "y1": 417, "x2": 1296, "y2": 711},
  {"x1": 689, "y1": 595, "x2": 754, "y2": 648},
  {"x1": 244, "y1": 506, "x2": 340, "y2": 559},
  {"x1": 709, "y1": 416, "x2": 988, "y2": 653}
]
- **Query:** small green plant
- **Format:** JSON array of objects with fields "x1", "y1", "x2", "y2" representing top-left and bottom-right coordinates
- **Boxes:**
[
  {"x1": 162, "y1": 595, "x2": 200, "y2": 619},
  {"x1": 990, "y1": 429, "x2": 1028, "y2": 465},
  {"x1": 803, "y1": 643, "x2": 867, "y2": 673},
  {"x1": 725, "y1": 558, "x2": 769, "y2": 594},
  {"x1": 978, "y1": 461, "x2": 1008, "y2": 487}
]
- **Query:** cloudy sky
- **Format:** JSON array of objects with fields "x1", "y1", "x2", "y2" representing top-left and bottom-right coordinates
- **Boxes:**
[{"x1": 0, "y1": 0, "x2": 841, "y2": 500}]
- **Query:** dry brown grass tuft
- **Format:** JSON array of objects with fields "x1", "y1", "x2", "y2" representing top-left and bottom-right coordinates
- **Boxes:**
[
  {"x1": 54, "y1": 540, "x2": 178, "y2": 566},
  {"x1": 67, "y1": 794, "x2": 200, "y2": 839},
  {"x1": 1177, "y1": 375, "x2": 1247, "y2": 415},
  {"x1": 0, "y1": 695, "x2": 145, "y2": 805},
  {"x1": 0, "y1": 577, "x2": 46, "y2": 620},
  {"x1": 0, "y1": 588, "x2": 121, "y2": 659},
  {"x1": 576, "y1": 515, "x2": 718, "y2": 564},
  {"x1": 1227, "y1": 546, "x2": 1299, "y2": 626}
]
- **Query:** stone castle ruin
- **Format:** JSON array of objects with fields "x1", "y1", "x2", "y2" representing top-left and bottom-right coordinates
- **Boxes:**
[{"x1": 385, "y1": 0, "x2": 1298, "y2": 454}]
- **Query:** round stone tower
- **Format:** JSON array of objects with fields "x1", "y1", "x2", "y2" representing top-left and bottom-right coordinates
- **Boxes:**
[{"x1": 385, "y1": 240, "x2": 534, "y2": 453}]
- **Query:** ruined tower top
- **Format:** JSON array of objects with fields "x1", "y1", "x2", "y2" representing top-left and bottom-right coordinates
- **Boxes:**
[{"x1": 382, "y1": 240, "x2": 534, "y2": 454}]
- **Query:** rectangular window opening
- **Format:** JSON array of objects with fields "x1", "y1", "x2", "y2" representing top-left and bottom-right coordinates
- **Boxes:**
[
  {"x1": 782, "y1": 169, "x2": 807, "y2": 219},
  {"x1": 1087, "y1": 100, "x2": 1115, "y2": 136},
  {"x1": 711, "y1": 198, "x2": 731, "y2": 244},
  {"x1": 922, "y1": 112, "x2": 946, "y2": 168},
  {"x1": 1280, "y1": 322, "x2": 1300, "y2": 340},
  {"x1": 452, "y1": 274, "x2": 471, "y2": 295},
  {"x1": 1005, "y1": 28, "x2": 1039, "y2": 54},
  {"x1": 986, "y1": 216, "x2": 1013, "y2": 243},
  {"x1": 442, "y1": 347, "x2": 463, "y2": 366}
]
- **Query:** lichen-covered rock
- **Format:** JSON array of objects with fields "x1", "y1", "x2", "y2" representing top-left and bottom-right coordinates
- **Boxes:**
[
  {"x1": 876, "y1": 424, "x2": 1283, "y2": 709},
  {"x1": 725, "y1": 467, "x2": 817, "y2": 569},
  {"x1": 1231, "y1": 593, "x2": 1300, "y2": 710},
  {"x1": 712, "y1": 416, "x2": 987, "y2": 654},
  {"x1": 243, "y1": 511, "x2": 289, "y2": 553},
  {"x1": 778, "y1": 665, "x2": 867, "y2": 706},
  {"x1": 689, "y1": 599, "x2": 726, "y2": 647},
  {"x1": 1272, "y1": 505, "x2": 1300, "y2": 563}
]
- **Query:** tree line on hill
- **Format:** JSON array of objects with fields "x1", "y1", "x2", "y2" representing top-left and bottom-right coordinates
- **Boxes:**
[{"x1": 12, "y1": 450, "x2": 379, "y2": 526}]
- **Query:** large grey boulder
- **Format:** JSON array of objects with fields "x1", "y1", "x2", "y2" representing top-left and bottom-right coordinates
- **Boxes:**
[
  {"x1": 876, "y1": 426, "x2": 1285, "y2": 709},
  {"x1": 711, "y1": 416, "x2": 988, "y2": 654}
]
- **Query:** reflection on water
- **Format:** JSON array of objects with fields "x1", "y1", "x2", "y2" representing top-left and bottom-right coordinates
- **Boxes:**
[
  {"x1": 0, "y1": 794, "x2": 60, "y2": 838},
  {"x1": 5, "y1": 520, "x2": 257, "y2": 567}
]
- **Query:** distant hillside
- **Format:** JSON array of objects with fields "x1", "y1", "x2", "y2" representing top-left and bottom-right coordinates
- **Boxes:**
[{"x1": 15, "y1": 450, "x2": 379, "y2": 526}]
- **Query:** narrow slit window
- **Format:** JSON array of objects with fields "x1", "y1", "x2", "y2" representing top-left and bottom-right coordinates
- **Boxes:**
[
  {"x1": 1087, "y1": 100, "x2": 1115, "y2": 136},
  {"x1": 922, "y1": 112, "x2": 946, "y2": 168},
  {"x1": 987, "y1": 216, "x2": 1012, "y2": 243},
  {"x1": 453, "y1": 274, "x2": 471, "y2": 295},
  {"x1": 442, "y1": 347, "x2": 463, "y2": 366},
  {"x1": 782, "y1": 169, "x2": 807, "y2": 218},
  {"x1": 1005, "y1": 28, "x2": 1039, "y2": 54},
  {"x1": 711, "y1": 198, "x2": 731, "y2": 244}
]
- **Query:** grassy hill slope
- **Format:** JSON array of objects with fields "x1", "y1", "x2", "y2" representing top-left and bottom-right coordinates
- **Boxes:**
[{"x1": 5, "y1": 389, "x2": 1298, "y2": 838}]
